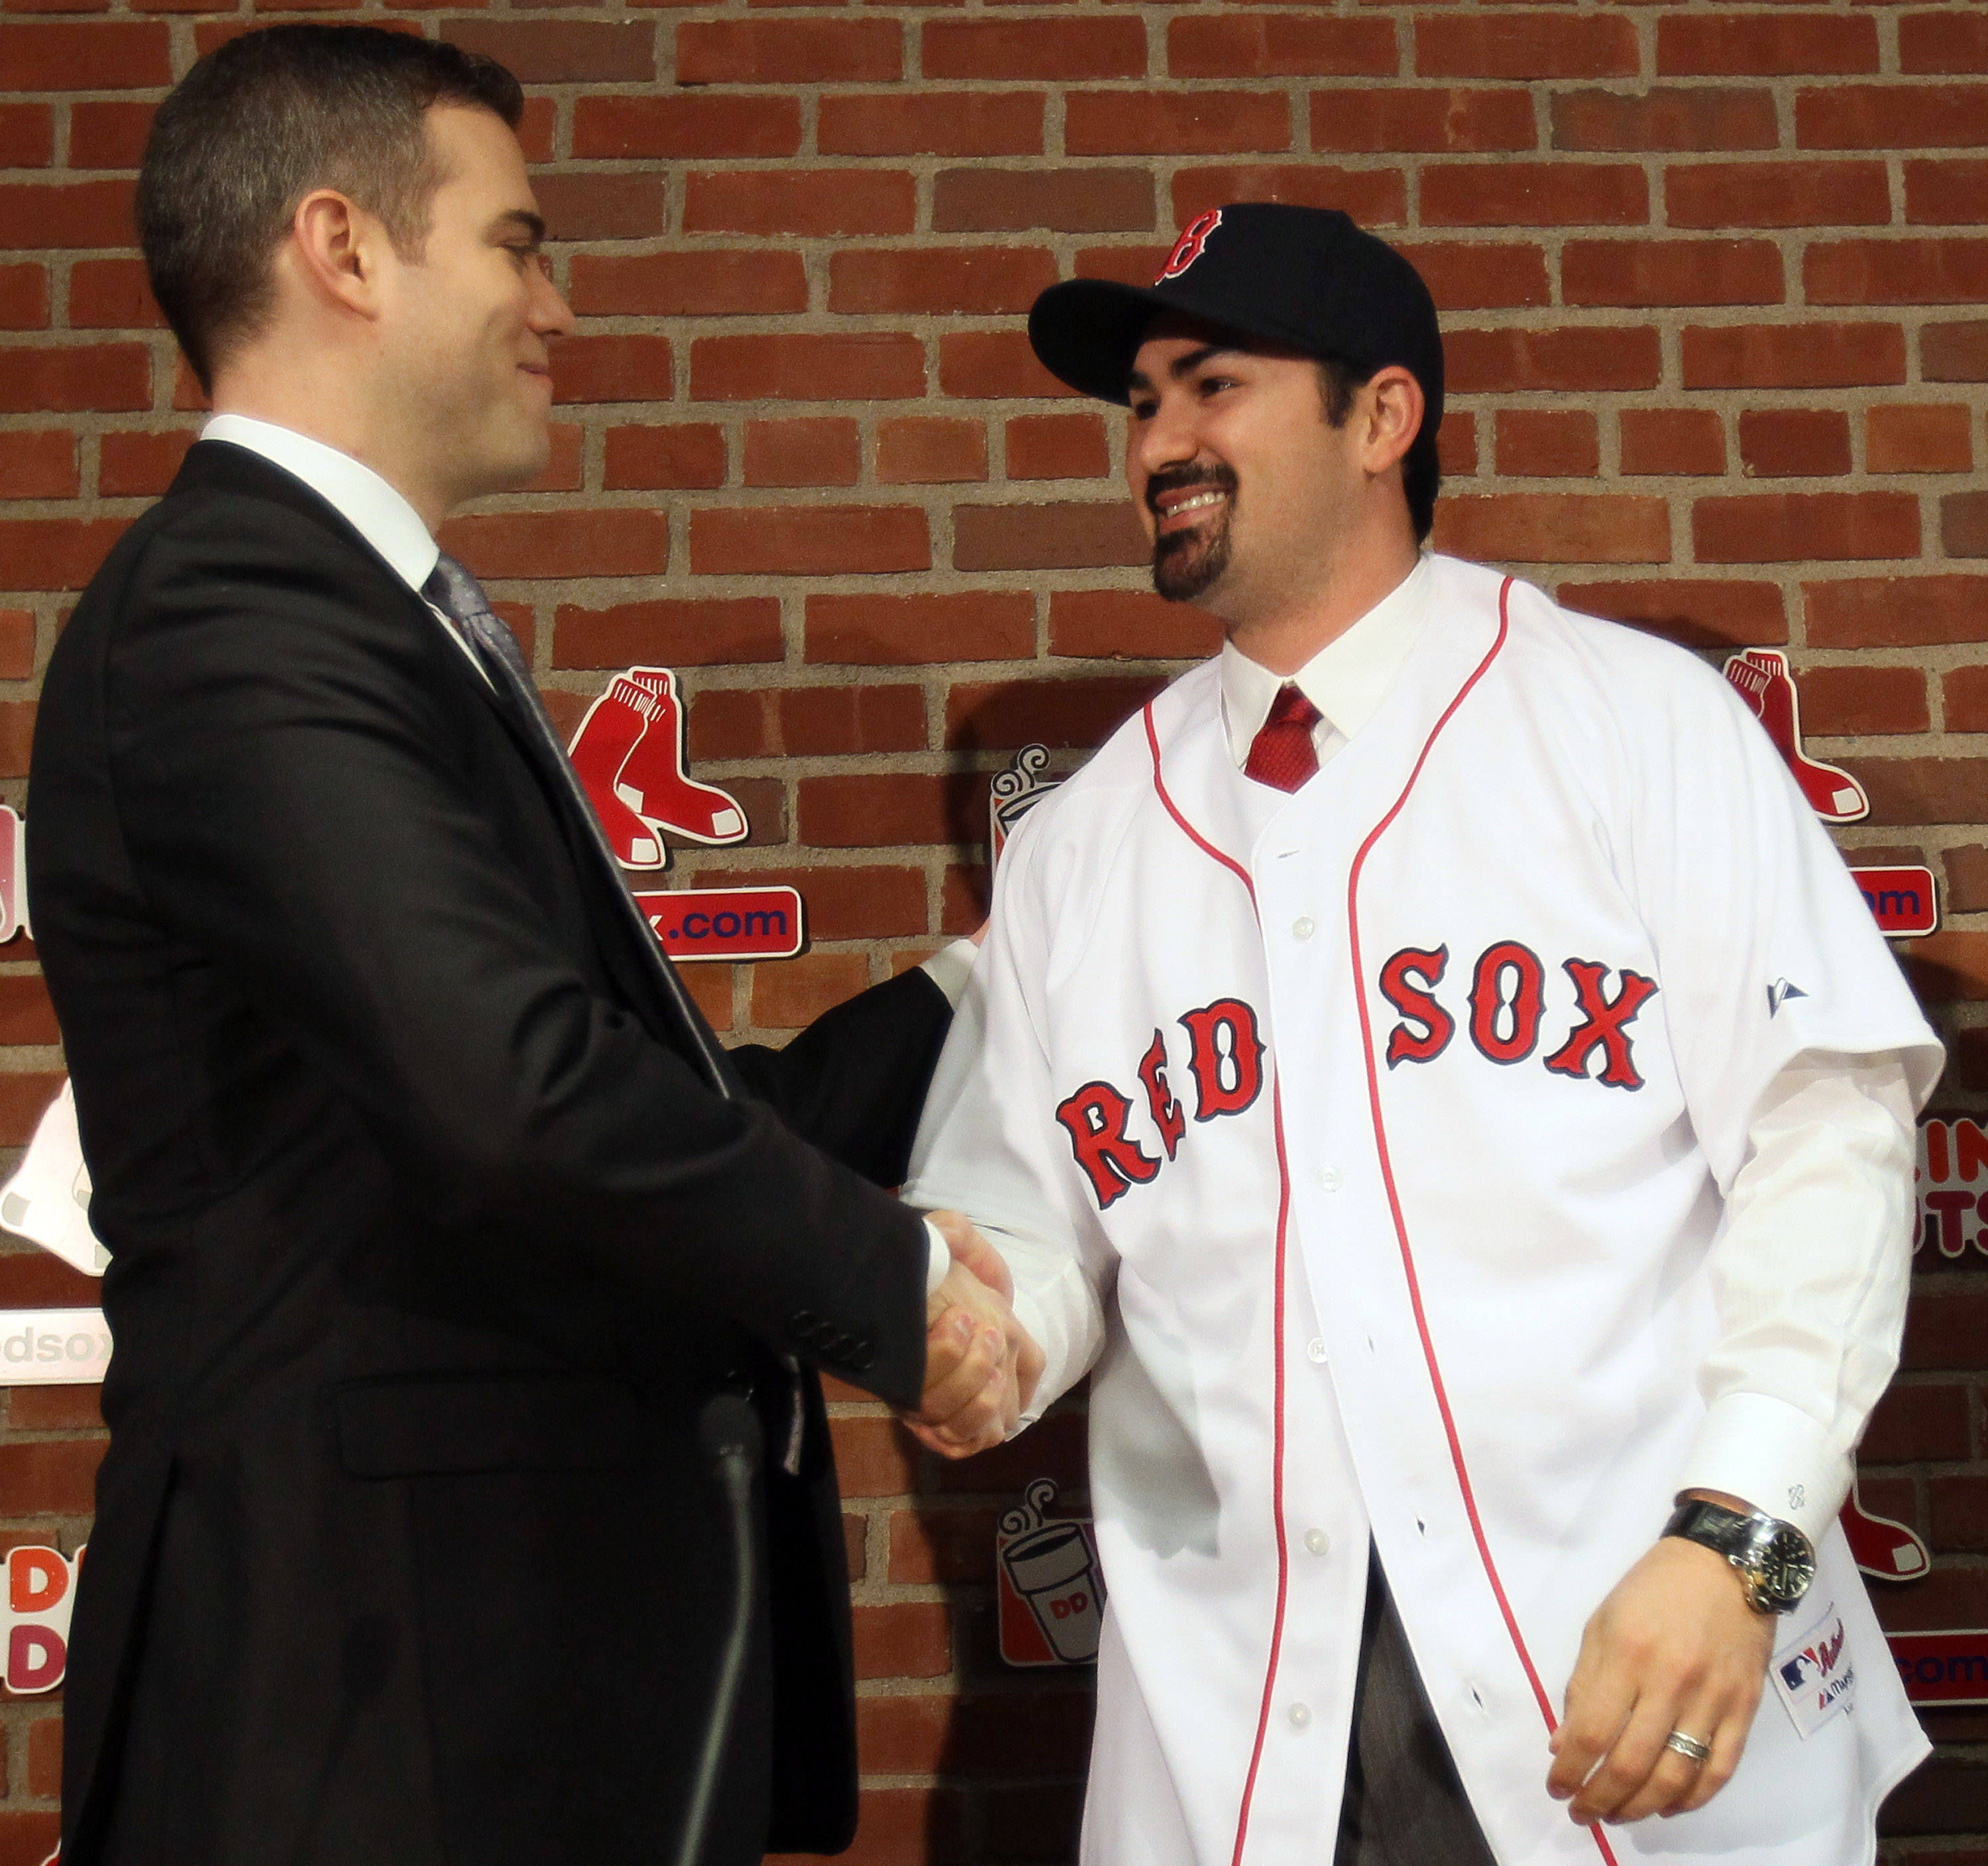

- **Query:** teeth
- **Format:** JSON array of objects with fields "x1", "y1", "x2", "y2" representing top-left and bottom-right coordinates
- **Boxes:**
[{"x1": 1167, "y1": 490, "x2": 1225, "y2": 516}]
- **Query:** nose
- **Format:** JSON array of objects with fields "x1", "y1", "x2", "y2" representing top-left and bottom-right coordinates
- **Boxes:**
[
  {"x1": 1131, "y1": 388, "x2": 1201, "y2": 484},
  {"x1": 531, "y1": 263, "x2": 576, "y2": 340}
]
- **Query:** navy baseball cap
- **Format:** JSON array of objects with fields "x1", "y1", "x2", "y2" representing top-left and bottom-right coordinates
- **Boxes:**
[{"x1": 1028, "y1": 204, "x2": 1443, "y2": 437}]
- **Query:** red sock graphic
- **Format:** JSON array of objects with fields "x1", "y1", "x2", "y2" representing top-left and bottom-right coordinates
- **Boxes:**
[
  {"x1": 612, "y1": 668, "x2": 747, "y2": 847},
  {"x1": 567, "y1": 680, "x2": 665, "y2": 867},
  {"x1": 1723, "y1": 649, "x2": 1869, "y2": 823},
  {"x1": 1840, "y1": 1479, "x2": 1929, "y2": 1580}
]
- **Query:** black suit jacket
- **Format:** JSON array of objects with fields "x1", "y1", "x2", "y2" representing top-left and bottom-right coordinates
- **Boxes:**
[{"x1": 29, "y1": 441, "x2": 950, "y2": 1866}]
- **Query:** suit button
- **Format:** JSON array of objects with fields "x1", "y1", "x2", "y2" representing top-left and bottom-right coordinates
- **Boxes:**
[
  {"x1": 850, "y1": 1343, "x2": 875, "y2": 1370},
  {"x1": 790, "y1": 1311, "x2": 817, "y2": 1335},
  {"x1": 812, "y1": 1323, "x2": 840, "y2": 1351}
]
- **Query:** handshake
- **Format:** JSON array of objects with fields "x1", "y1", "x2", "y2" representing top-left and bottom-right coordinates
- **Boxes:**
[{"x1": 900, "y1": 1209, "x2": 1045, "y2": 1459}]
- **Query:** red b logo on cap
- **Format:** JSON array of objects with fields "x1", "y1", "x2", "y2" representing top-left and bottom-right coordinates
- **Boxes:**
[{"x1": 1155, "y1": 209, "x2": 1222, "y2": 284}]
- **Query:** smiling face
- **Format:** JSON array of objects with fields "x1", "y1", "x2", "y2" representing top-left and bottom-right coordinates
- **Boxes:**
[{"x1": 374, "y1": 104, "x2": 573, "y2": 513}]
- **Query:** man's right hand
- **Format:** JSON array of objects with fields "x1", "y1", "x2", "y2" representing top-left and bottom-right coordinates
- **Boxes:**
[{"x1": 903, "y1": 1210, "x2": 1043, "y2": 1458}]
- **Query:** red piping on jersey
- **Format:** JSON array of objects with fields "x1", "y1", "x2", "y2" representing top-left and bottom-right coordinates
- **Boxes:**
[
  {"x1": 1343, "y1": 578, "x2": 1618, "y2": 1866},
  {"x1": 1142, "y1": 701, "x2": 1291, "y2": 1866}
]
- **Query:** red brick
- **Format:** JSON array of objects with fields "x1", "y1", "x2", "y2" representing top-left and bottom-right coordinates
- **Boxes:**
[
  {"x1": 1806, "y1": 576, "x2": 1988, "y2": 648},
  {"x1": 68, "y1": 256, "x2": 164, "y2": 329},
  {"x1": 1557, "y1": 578, "x2": 1785, "y2": 650},
  {"x1": 801, "y1": 773, "x2": 958, "y2": 848},
  {"x1": 691, "y1": 865, "x2": 926, "y2": 941},
  {"x1": 807, "y1": 592, "x2": 1031, "y2": 665},
  {"x1": 1395, "y1": 242, "x2": 1549, "y2": 311},
  {"x1": 0, "y1": 179, "x2": 133, "y2": 251},
  {"x1": 70, "y1": 95, "x2": 154, "y2": 174},
  {"x1": 1566, "y1": 238, "x2": 1783, "y2": 309},
  {"x1": 690, "y1": 506, "x2": 928, "y2": 576},
  {"x1": 876, "y1": 417, "x2": 986, "y2": 486},
  {"x1": 1310, "y1": 87, "x2": 1535, "y2": 154},
  {"x1": 1437, "y1": 413, "x2": 1477, "y2": 478},
  {"x1": 1495, "y1": 410, "x2": 1597, "y2": 478},
  {"x1": 0, "y1": 1074, "x2": 64, "y2": 1148},
  {"x1": 693, "y1": 334, "x2": 924, "y2": 403},
  {"x1": 0, "y1": 702, "x2": 33, "y2": 775},
  {"x1": 818, "y1": 91, "x2": 1043, "y2": 158},
  {"x1": 25, "y1": 1715, "x2": 60, "y2": 1798},
  {"x1": 1551, "y1": 87, "x2": 1778, "y2": 153},
  {"x1": 1906, "y1": 1286, "x2": 1988, "y2": 1368},
  {"x1": 1798, "y1": 84, "x2": 1988, "y2": 151},
  {"x1": 1006, "y1": 412, "x2": 1110, "y2": 482},
  {"x1": 1943, "y1": 848, "x2": 1988, "y2": 915},
  {"x1": 531, "y1": 174, "x2": 666, "y2": 243},
  {"x1": 744, "y1": 417, "x2": 859, "y2": 489},
  {"x1": 852, "y1": 1602, "x2": 950, "y2": 1681},
  {"x1": 437, "y1": 510, "x2": 668, "y2": 580},
  {"x1": 946, "y1": 1690, "x2": 1095, "y2": 1774},
  {"x1": 569, "y1": 250, "x2": 806, "y2": 318},
  {"x1": 1903, "y1": 13, "x2": 1988, "y2": 76},
  {"x1": 601, "y1": 423, "x2": 726, "y2": 491},
  {"x1": 1417, "y1": 13, "x2": 1635, "y2": 80},
  {"x1": 678, "y1": 963, "x2": 732, "y2": 1034},
  {"x1": 1066, "y1": 90, "x2": 1290, "y2": 157},
  {"x1": 828, "y1": 247, "x2": 1056, "y2": 316},
  {"x1": 0, "y1": 23, "x2": 171, "y2": 88},
  {"x1": 441, "y1": 20, "x2": 655, "y2": 83},
  {"x1": 0, "y1": 1812, "x2": 61, "y2": 1866},
  {"x1": 1906, "y1": 158, "x2": 1988, "y2": 227},
  {"x1": 1739, "y1": 410, "x2": 1851, "y2": 478},
  {"x1": 938, "y1": 331, "x2": 1068, "y2": 400},
  {"x1": 1694, "y1": 492, "x2": 1918, "y2": 564},
  {"x1": 854, "y1": 1694, "x2": 950, "y2": 1776},
  {"x1": 1667, "y1": 161, "x2": 1888, "y2": 231},
  {"x1": 10, "y1": 1384, "x2": 101, "y2": 1431},
  {"x1": 1867, "y1": 405, "x2": 1973, "y2": 474},
  {"x1": 1048, "y1": 588, "x2": 1221, "y2": 661},
  {"x1": 1946, "y1": 491, "x2": 1988, "y2": 557},
  {"x1": 571, "y1": 93, "x2": 801, "y2": 160},
  {"x1": 1619, "y1": 409, "x2": 1726, "y2": 477},
  {"x1": 554, "y1": 598, "x2": 781, "y2": 669},
  {"x1": 1944, "y1": 666, "x2": 1988, "y2": 734},
  {"x1": 952, "y1": 501, "x2": 1145, "y2": 573},
  {"x1": 0, "y1": 343, "x2": 148, "y2": 413},
  {"x1": 684, "y1": 168, "x2": 915, "y2": 238},
  {"x1": 1659, "y1": 14, "x2": 1877, "y2": 78},
  {"x1": 1445, "y1": 326, "x2": 1661, "y2": 394},
  {"x1": 1071, "y1": 244, "x2": 1176, "y2": 290},
  {"x1": 932, "y1": 167, "x2": 1153, "y2": 235},
  {"x1": 550, "y1": 334, "x2": 673, "y2": 406},
  {"x1": 1433, "y1": 496, "x2": 1669, "y2": 566},
  {"x1": 0, "y1": 1437, "x2": 103, "y2": 1513},
  {"x1": 0, "y1": 518, "x2": 127, "y2": 590},
  {"x1": 948, "y1": 674, "x2": 1162, "y2": 751},
  {"x1": 1420, "y1": 162, "x2": 1646, "y2": 228},
  {"x1": 676, "y1": 19, "x2": 901, "y2": 83},
  {"x1": 516, "y1": 97, "x2": 555, "y2": 166},
  {"x1": 0, "y1": 609, "x2": 34, "y2": 681},
  {"x1": 1172, "y1": 164, "x2": 1404, "y2": 227},
  {"x1": 0, "y1": 430, "x2": 76, "y2": 499},
  {"x1": 0, "y1": 1245, "x2": 99, "y2": 1308},
  {"x1": 1170, "y1": 15, "x2": 1393, "y2": 80},
  {"x1": 751, "y1": 952, "x2": 871, "y2": 1030},
  {"x1": 1924, "y1": 319, "x2": 1988, "y2": 381},
  {"x1": 0, "y1": 972, "x2": 56, "y2": 1040},
  {"x1": 922, "y1": 19, "x2": 1146, "y2": 82},
  {"x1": 0, "y1": 105, "x2": 52, "y2": 169},
  {"x1": 1861, "y1": 1382, "x2": 1970, "y2": 1462},
  {"x1": 0, "y1": 265, "x2": 48, "y2": 331},
  {"x1": 1930, "y1": 1474, "x2": 1988, "y2": 1553},
  {"x1": 1808, "y1": 239, "x2": 1988, "y2": 307},
  {"x1": 1681, "y1": 323, "x2": 1906, "y2": 389},
  {"x1": 1799, "y1": 665, "x2": 1927, "y2": 737}
]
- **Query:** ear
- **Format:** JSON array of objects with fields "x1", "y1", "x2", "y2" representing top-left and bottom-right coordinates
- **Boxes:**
[
  {"x1": 284, "y1": 188, "x2": 390, "y2": 322},
  {"x1": 1357, "y1": 366, "x2": 1425, "y2": 476}
]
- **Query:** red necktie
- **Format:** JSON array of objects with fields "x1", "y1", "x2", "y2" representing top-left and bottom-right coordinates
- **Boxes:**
[{"x1": 1244, "y1": 683, "x2": 1323, "y2": 793}]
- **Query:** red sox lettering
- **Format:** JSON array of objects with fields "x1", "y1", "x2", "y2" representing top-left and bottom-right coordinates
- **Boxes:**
[
  {"x1": 1379, "y1": 941, "x2": 1659, "y2": 1091},
  {"x1": 1056, "y1": 998, "x2": 1264, "y2": 1209}
]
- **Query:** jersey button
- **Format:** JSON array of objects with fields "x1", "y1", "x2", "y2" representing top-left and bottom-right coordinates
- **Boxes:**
[
  {"x1": 1305, "y1": 1337, "x2": 1327, "y2": 1364},
  {"x1": 1292, "y1": 915, "x2": 1316, "y2": 940},
  {"x1": 1303, "y1": 1528, "x2": 1330, "y2": 1557},
  {"x1": 1287, "y1": 1703, "x2": 1311, "y2": 1729},
  {"x1": 1318, "y1": 1166, "x2": 1341, "y2": 1191}
]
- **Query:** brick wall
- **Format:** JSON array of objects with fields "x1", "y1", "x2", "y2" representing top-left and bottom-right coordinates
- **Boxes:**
[{"x1": 1, "y1": 1, "x2": 1986, "y2": 1860}]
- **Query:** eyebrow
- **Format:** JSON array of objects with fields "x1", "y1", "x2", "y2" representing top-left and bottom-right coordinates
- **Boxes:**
[
  {"x1": 491, "y1": 208, "x2": 547, "y2": 247},
  {"x1": 1126, "y1": 344, "x2": 1244, "y2": 396}
]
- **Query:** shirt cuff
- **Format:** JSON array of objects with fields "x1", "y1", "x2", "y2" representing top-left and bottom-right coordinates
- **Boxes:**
[
  {"x1": 1675, "y1": 1390, "x2": 1850, "y2": 1546},
  {"x1": 918, "y1": 938, "x2": 979, "y2": 1010},
  {"x1": 923, "y1": 1218, "x2": 951, "y2": 1299}
]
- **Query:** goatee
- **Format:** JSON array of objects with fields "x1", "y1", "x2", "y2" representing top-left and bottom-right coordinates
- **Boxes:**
[{"x1": 1148, "y1": 465, "x2": 1237, "y2": 603}]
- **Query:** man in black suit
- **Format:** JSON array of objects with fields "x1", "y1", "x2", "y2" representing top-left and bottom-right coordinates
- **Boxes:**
[{"x1": 30, "y1": 26, "x2": 1032, "y2": 1865}]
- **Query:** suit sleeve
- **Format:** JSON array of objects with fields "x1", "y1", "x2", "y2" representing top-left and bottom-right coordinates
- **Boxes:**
[{"x1": 91, "y1": 510, "x2": 930, "y2": 1407}]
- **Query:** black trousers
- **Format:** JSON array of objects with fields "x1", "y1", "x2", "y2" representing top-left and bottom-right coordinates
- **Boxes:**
[{"x1": 1333, "y1": 1551, "x2": 1500, "y2": 1866}]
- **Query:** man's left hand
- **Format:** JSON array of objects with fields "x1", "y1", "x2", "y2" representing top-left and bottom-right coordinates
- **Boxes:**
[{"x1": 1545, "y1": 1533, "x2": 1773, "y2": 1826}]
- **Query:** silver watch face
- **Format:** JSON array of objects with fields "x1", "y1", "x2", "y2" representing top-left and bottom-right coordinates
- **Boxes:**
[{"x1": 1747, "y1": 1523, "x2": 1817, "y2": 1610}]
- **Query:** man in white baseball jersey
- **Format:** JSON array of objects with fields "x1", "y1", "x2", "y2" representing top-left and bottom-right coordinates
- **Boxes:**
[{"x1": 905, "y1": 205, "x2": 1941, "y2": 1865}]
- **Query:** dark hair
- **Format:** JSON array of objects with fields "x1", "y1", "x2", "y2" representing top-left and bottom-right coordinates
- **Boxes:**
[
  {"x1": 137, "y1": 25, "x2": 523, "y2": 392},
  {"x1": 1317, "y1": 355, "x2": 1441, "y2": 545}
]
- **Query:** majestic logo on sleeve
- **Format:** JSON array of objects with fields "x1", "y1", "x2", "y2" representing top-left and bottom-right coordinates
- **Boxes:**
[
  {"x1": 1377, "y1": 942, "x2": 1659, "y2": 1091},
  {"x1": 1056, "y1": 997, "x2": 1264, "y2": 1209}
]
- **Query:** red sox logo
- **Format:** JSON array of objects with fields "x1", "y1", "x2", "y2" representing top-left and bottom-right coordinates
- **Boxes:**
[{"x1": 1155, "y1": 209, "x2": 1221, "y2": 284}]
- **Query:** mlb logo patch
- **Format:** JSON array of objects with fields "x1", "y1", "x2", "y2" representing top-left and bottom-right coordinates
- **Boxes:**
[{"x1": 1770, "y1": 1602, "x2": 1856, "y2": 1739}]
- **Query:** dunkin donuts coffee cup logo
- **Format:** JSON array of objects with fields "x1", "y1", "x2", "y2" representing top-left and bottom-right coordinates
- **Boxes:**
[{"x1": 996, "y1": 1477, "x2": 1106, "y2": 1668}]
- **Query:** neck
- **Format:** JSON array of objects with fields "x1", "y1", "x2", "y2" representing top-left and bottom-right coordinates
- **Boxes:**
[{"x1": 1221, "y1": 529, "x2": 1421, "y2": 677}]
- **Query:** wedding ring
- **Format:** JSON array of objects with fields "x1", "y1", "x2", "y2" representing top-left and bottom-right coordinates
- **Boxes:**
[{"x1": 1663, "y1": 1729, "x2": 1712, "y2": 1765}]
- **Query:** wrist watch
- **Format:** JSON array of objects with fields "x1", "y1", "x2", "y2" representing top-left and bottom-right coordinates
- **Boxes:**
[{"x1": 1662, "y1": 1500, "x2": 1816, "y2": 1615}]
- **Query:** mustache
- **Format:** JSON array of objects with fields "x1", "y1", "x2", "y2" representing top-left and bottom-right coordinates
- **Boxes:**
[{"x1": 1145, "y1": 462, "x2": 1237, "y2": 518}]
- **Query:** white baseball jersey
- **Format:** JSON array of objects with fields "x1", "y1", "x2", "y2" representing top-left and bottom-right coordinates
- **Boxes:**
[{"x1": 906, "y1": 556, "x2": 1942, "y2": 1866}]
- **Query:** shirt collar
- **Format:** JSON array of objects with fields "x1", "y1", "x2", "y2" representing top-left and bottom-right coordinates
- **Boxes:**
[
  {"x1": 200, "y1": 413, "x2": 440, "y2": 595},
  {"x1": 1219, "y1": 554, "x2": 1434, "y2": 770}
]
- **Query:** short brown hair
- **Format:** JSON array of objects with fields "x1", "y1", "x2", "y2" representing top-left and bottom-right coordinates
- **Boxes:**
[{"x1": 137, "y1": 25, "x2": 523, "y2": 392}]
